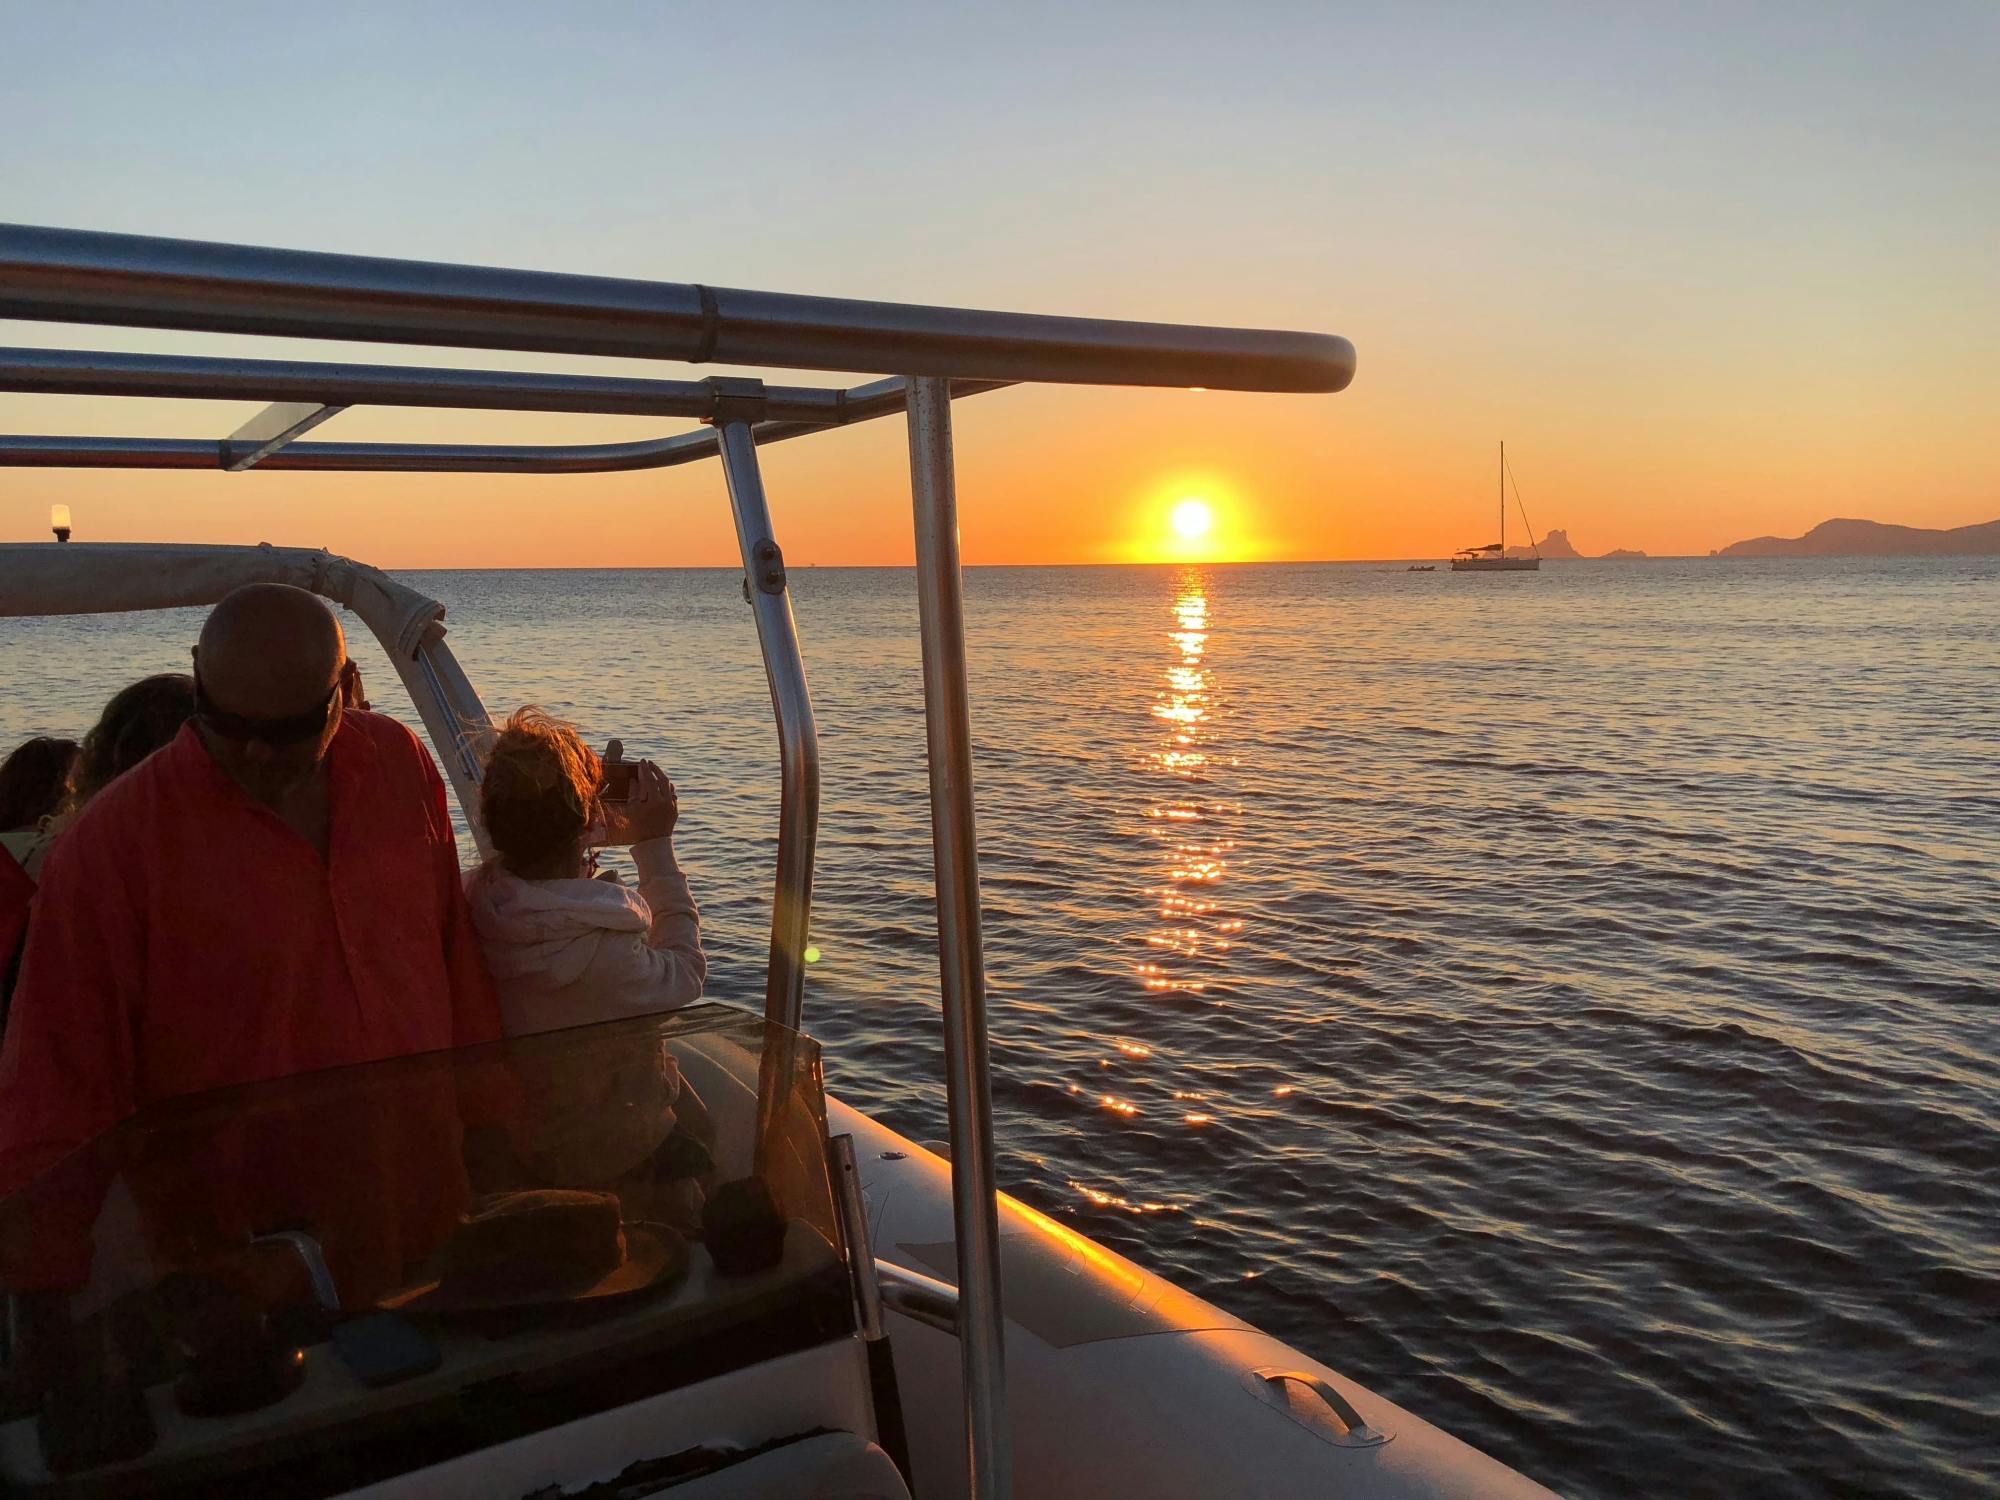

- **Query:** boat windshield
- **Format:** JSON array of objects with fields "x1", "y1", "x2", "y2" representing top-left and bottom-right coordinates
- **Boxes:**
[{"x1": 0, "y1": 1005, "x2": 847, "y2": 1496}]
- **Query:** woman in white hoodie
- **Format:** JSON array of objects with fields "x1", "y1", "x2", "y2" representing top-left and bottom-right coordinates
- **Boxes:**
[{"x1": 465, "y1": 708, "x2": 707, "y2": 1211}]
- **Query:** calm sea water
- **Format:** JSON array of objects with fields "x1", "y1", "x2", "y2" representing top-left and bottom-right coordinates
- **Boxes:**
[{"x1": 3, "y1": 558, "x2": 1996, "y2": 1498}]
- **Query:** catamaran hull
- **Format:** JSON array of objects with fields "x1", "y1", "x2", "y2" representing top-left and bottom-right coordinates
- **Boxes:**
[{"x1": 837, "y1": 1101, "x2": 1555, "y2": 1500}]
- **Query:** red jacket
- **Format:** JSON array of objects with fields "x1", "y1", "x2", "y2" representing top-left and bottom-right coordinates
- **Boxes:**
[{"x1": 0, "y1": 712, "x2": 500, "y2": 1197}]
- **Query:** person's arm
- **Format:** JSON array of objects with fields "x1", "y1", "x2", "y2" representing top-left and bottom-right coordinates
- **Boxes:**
[
  {"x1": 608, "y1": 763, "x2": 705, "y2": 1007},
  {"x1": 629, "y1": 835, "x2": 707, "y2": 1006}
]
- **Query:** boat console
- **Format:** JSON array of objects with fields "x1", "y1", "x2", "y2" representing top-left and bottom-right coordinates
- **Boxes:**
[{"x1": 0, "y1": 1006, "x2": 880, "y2": 1497}]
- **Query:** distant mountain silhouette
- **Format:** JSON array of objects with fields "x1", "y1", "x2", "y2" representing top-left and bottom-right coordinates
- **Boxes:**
[
  {"x1": 1505, "y1": 528, "x2": 1581, "y2": 560},
  {"x1": 1715, "y1": 517, "x2": 2000, "y2": 558},
  {"x1": 1600, "y1": 548, "x2": 1648, "y2": 560},
  {"x1": 1500, "y1": 529, "x2": 1645, "y2": 560}
]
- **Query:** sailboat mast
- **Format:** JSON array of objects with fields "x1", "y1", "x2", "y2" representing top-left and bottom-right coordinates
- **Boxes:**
[{"x1": 1499, "y1": 440, "x2": 1505, "y2": 552}]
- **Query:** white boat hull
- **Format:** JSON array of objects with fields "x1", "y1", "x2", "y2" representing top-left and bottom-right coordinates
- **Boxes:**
[{"x1": 838, "y1": 1101, "x2": 1556, "y2": 1499}]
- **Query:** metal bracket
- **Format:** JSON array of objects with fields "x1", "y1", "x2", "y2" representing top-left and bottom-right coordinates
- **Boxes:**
[
  {"x1": 748, "y1": 536, "x2": 787, "y2": 595},
  {"x1": 220, "y1": 401, "x2": 346, "y2": 471},
  {"x1": 703, "y1": 375, "x2": 769, "y2": 429}
]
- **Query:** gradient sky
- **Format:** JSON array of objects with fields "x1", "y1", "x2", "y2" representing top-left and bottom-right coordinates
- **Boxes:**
[{"x1": 1, "y1": 2, "x2": 1994, "y2": 566}]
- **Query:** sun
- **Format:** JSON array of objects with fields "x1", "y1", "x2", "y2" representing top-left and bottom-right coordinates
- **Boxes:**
[{"x1": 1170, "y1": 498, "x2": 1214, "y2": 541}]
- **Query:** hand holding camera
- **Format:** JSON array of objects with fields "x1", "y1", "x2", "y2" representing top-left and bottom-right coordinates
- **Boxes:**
[{"x1": 596, "y1": 740, "x2": 678, "y2": 846}]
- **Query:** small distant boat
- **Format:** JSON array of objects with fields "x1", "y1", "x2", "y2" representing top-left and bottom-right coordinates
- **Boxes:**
[
  {"x1": 1407, "y1": 564, "x2": 1436, "y2": 572},
  {"x1": 1452, "y1": 441, "x2": 1540, "y2": 572}
]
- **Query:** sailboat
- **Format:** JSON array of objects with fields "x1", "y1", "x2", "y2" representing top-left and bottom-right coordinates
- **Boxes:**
[{"x1": 1451, "y1": 441, "x2": 1540, "y2": 571}]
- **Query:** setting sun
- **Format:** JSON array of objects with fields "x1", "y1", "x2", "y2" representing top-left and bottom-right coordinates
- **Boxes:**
[
  {"x1": 1171, "y1": 499, "x2": 1214, "y2": 541},
  {"x1": 1122, "y1": 480, "x2": 1250, "y2": 564}
]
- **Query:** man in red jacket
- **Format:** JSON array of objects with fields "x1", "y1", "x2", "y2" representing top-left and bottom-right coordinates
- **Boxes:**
[{"x1": 0, "y1": 585, "x2": 501, "y2": 1293}]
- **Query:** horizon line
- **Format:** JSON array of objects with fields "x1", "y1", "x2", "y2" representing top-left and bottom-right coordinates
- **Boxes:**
[{"x1": 375, "y1": 555, "x2": 1712, "y2": 571}]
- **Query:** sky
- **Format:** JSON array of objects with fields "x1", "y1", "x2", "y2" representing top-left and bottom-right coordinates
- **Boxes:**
[{"x1": 1, "y1": 1, "x2": 1994, "y2": 566}]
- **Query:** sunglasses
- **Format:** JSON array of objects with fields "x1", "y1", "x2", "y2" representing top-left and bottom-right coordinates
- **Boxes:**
[{"x1": 194, "y1": 679, "x2": 339, "y2": 746}]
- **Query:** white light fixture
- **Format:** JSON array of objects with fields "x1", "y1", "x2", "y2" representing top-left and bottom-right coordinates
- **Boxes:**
[{"x1": 50, "y1": 504, "x2": 72, "y2": 543}]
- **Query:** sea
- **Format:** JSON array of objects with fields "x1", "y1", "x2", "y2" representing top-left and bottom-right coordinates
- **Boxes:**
[{"x1": 3, "y1": 557, "x2": 1995, "y2": 1498}]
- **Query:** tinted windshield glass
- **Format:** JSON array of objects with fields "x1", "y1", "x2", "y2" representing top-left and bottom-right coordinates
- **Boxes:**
[{"x1": 0, "y1": 1005, "x2": 846, "y2": 1495}]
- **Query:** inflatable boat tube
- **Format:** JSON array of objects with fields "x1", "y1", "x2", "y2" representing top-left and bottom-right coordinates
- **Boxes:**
[{"x1": 835, "y1": 1101, "x2": 1556, "y2": 1500}]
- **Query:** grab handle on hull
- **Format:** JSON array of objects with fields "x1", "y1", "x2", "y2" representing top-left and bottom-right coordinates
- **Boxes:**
[{"x1": 1251, "y1": 1368, "x2": 1392, "y2": 1449}]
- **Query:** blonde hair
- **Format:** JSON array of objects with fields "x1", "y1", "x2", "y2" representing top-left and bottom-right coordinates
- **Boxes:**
[{"x1": 479, "y1": 707, "x2": 603, "y2": 873}]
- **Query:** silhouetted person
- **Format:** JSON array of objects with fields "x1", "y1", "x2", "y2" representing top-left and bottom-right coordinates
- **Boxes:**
[
  {"x1": 464, "y1": 709, "x2": 706, "y2": 1211},
  {"x1": 12, "y1": 676, "x2": 195, "y2": 882},
  {"x1": 0, "y1": 736, "x2": 78, "y2": 859},
  {"x1": 1, "y1": 737, "x2": 78, "y2": 973},
  {"x1": 0, "y1": 736, "x2": 77, "y2": 1004},
  {"x1": 0, "y1": 584, "x2": 500, "y2": 1196},
  {"x1": 2, "y1": 683, "x2": 195, "y2": 1023}
]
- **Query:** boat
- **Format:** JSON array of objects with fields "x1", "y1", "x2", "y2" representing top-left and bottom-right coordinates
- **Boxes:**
[
  {"x1": 0, "y1": 224, "x2": 1554, "y2": 1498},
  {"x1": 1407, "y1": 565, "x2": 1436, "y2": 572},
  {"x1": 1450, "y1": 442, "x2": 1540, "y2": 572}
]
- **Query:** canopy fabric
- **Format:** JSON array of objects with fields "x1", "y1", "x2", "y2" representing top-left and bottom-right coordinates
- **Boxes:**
[
  {"x1": 0, "y1": 541, "x2": 437, "y2": 652},
  {"x1": 0, "y1": 542, "x2": 493, "y2": 853}
]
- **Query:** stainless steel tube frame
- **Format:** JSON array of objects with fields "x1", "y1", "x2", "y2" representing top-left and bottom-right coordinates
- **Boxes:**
[
  {"x1": 0, "y1": 377, "x2": 1011, "y2": 473},
  {"x1": 714, "y1": 416, "x2": 820, "y2": 1170},
  {"x1": 876, "y1": 1258, "x2": 961, "y2": 1336},
  {"x1": 0, "y1": 224, "x2": 1355, "y2": 392},
  {"x1": 907, "y1": 375, "x2": 1010, "y2": 1499},
  {"x1": 0, "y1": 345, "x2": 906, "y2": 422},
  {"x1": 829, "y1": 1135, "x2": 886, "y2": 1341}
]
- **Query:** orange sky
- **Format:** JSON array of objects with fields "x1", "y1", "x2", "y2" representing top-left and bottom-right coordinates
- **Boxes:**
[
  {"x1": 4, "y1": 364, "x2": 1992, "y2": 568},
  {"x1": 2, "y1": 7, "x2": 1995, "y2": 567}
]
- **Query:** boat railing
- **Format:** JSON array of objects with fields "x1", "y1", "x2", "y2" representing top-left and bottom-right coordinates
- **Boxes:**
[{"x1": 0, "y1": 222, "x2": 1355, "y2": 1500}]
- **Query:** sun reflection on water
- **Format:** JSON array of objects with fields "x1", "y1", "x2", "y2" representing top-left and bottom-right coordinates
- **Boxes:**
[
  {"x1": 1139, "y1": 571, "x2": 1237, "y2": 997},
  {"x1": 1073, "y1": 571, "x2": 1244, "y2": 1200}
]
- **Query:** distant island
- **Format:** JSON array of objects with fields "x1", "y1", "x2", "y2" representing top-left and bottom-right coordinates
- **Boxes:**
[
  {"x1": 1474, "y1": 515, "x2": 2000, "y2": 562},
  {"x1": 1503, "y1": 528, "x2": 1647, "y2": 561},
  {"x1": 1713, "y1": 517, "x2": 2000, "y2": 558}
]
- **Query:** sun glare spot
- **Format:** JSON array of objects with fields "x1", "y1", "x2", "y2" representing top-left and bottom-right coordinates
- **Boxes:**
[{"x1": 1171, "y1": 498, "x2": 1214, "y2": 541}]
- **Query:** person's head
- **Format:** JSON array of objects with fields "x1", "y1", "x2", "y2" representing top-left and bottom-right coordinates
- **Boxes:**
[
  {"x1": 0, "y1": 736, "x2": 80, "y2": 832},
  {"x1": 480, "y1": 708, "x2": 603, "y2": 879},
  {"x1": 64, "y1": 675, "x2": 197, "y2": 819},
  {"x1": 192, "y1": 584, "x2": 346, "y2": 802}
]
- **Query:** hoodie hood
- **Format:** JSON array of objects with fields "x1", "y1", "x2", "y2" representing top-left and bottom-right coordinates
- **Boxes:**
[{"x1": 465, "y1": 863, "x2": 650, "y2": 988}]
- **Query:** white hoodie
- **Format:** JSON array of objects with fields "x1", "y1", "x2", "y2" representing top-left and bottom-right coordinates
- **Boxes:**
[
  {"x1": 463, "y1": 837, "x2": 706, "y2": 1185},
  {"x1": 464, "y1": 836, "x2": 706, "y2": 1038}
]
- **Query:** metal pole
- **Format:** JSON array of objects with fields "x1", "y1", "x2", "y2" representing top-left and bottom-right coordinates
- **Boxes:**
[
  {"x1": 876, "y1": 1258, "x2": 962, "y2": 1335},
  {"x1": 0, "y1": 379, "x2": 1013, "y2": 475},
  {"x1": 0, "y1": 223, "x2": 1356, "y2": 392},
  {"x1": 829, "y1": 1135, "x2": 910, "y2": 1480},
  {"x1": 906, "y1": 375, "x2": 1010, "y2": 1500},
  {"x1": 714, "y1": 416, "x2": 820, "y2": 1169}
]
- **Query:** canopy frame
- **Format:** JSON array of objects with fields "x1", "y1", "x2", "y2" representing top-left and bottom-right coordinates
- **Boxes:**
[
  {"x1": 0, "y1": 541, "x2": 495, "y2": 854},
  {"x1": 0, "y1": 222, "x2": 1356, "y2": 1500}
]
